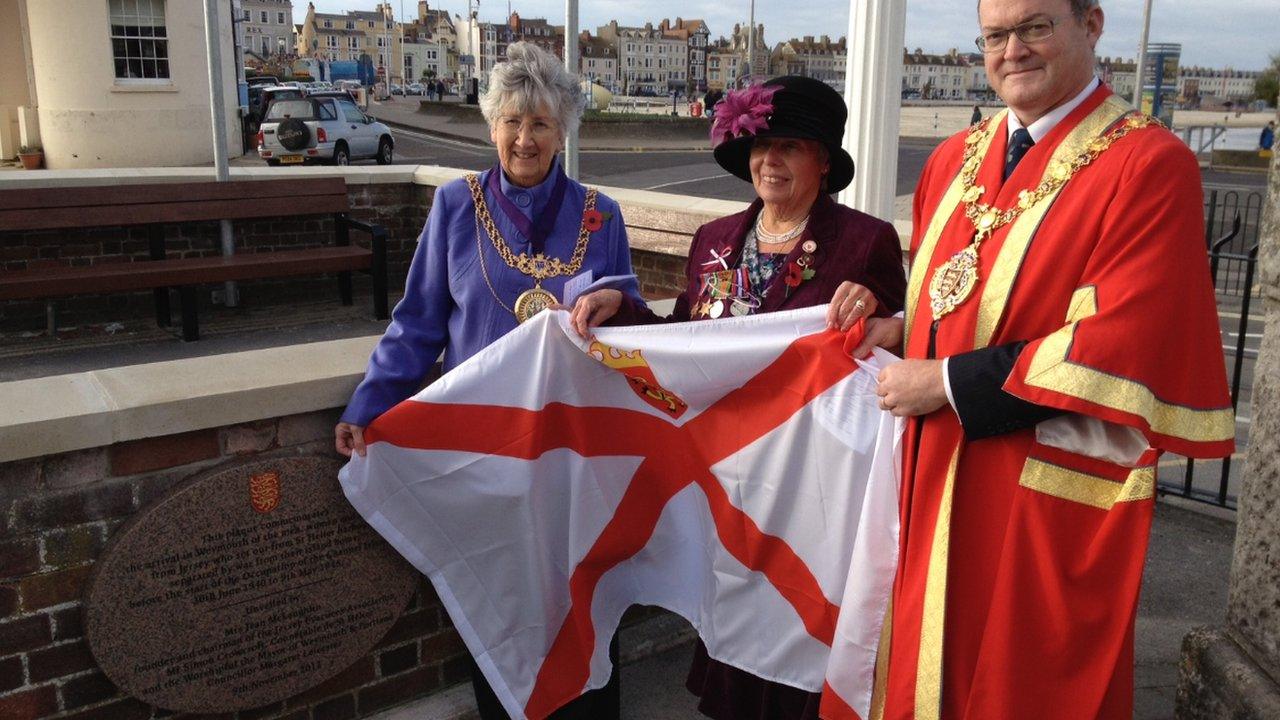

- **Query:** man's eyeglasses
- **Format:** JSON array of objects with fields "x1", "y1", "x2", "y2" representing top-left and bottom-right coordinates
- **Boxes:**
[{"x1": 975, "y1": 17, "x2": 1059, "y2": 53}]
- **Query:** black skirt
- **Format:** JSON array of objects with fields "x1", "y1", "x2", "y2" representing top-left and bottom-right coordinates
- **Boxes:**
[
  {"x1": 686, "y1": 640, "x2": 821, "y2": 720},
  {"x1": 470, "y1": 635, "x2": 621, "y2": 720}
]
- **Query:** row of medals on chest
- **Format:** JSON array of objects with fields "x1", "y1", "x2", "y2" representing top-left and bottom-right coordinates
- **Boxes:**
[
  {"x1": 466, "y1": 174, "x2": 595, "y2": 323},
  {"x1": 928, "y1": 112, "x2": 1154, "y2": 321},
  {"x1": 695, "y1": 235, "x2": 818, "y2": 319}
]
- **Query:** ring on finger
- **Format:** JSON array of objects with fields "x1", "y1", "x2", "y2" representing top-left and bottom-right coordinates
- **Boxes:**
[{"x1": 854, "y1": 298, "x2": 867, "y2": 311}]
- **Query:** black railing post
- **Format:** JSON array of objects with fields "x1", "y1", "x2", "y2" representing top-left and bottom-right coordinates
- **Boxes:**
[
  {"x1": 1204, "y1": 189, "x2": 1218, "y2": 249},
  {"x1": 1218, "y1": 243, "x2": 1260, "y2": 506}
]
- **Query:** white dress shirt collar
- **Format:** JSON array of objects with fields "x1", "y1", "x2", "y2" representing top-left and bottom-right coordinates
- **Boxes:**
[{"x1": 1007, "y1": 76, "x2": 1100, "y2": 143}]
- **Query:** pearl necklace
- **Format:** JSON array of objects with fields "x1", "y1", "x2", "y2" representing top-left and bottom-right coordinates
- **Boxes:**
[{"x1": 754, "y1": 213, "x2": 810, "y2": 246}]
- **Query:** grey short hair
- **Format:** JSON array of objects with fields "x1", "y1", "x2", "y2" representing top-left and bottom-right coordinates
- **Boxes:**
[
  {"x1": 480, "y1": 42, "x2": 584, "y2": 136},
  {"x1": 977, "y1": 0, "x2": 1098, "y2": 17}
]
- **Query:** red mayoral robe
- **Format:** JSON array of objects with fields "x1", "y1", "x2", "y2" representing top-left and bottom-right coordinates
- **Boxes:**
[{"x1": 877, "y1": 86, "x2": 1235, "y2": 720}]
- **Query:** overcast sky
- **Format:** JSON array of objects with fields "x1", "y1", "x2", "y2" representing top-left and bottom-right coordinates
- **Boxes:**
[{"x1": 297, "y1": 1, "x2": 1274, "y2": 70}]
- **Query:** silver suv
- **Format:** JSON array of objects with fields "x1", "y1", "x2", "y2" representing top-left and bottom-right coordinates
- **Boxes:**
[{"x1": 256, "y1": 96, "x2": 394, "y2": 166}]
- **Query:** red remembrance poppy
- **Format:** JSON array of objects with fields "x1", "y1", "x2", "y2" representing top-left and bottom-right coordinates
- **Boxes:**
[
  {"x1": 583, "y1": 209, "x2": 604, "y2": 232},
  {"x1": 784, "y1": 262, "x2": 803, "y2": 287}
]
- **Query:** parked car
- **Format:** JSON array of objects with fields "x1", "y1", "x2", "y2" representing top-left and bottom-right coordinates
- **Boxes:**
[
  {"x1": 406, "y1": 83, "x2": 424, "y2": 96},
  {"x1": 390, "y1": 84, "x2": 403, "y2": 95},
  {"x1": 308, "y1": 88, "x2": 364, "y2": 110},
  {"x1": 246, "y1": 75, "x2": 280, "y2": 87},
  {"x1": 246, "y1": 85, "x2": 306, "y2": 130},
  {"x1": 257, "y1": 96, "x2": 394, "y2": 166}
]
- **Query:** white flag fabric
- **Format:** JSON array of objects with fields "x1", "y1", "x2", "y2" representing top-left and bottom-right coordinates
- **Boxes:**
[{"x1": 339, "y1": 306, "x2": 902, "y2": 720}]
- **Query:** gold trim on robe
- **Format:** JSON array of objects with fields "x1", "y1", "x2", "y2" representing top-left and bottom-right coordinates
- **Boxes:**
[
  {"x1": 904, "y1": 115, "x2": 1005, "y2": 349},
  {"x1": 1022, "y1": 286, "x2": 1237, "y2": 444},
  {"x1": 1019, "y1": 459, "x2": 1156, "y2": 509},
  {"x1": 914, "y1": 448, "x2": 960, "y2": 720}
]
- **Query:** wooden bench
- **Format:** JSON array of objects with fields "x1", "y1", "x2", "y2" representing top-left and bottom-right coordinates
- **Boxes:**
[{"x1": 0, "y1": 178, "x2": 388, "y2": 341}]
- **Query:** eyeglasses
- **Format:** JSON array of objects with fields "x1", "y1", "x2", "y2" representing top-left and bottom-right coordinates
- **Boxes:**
[
  {"x1": 497, "y1": 115, "x2": 558, "y2": 138},
  {"x1": 975, "y1": 17, "x2": 1060, "y2": 53}
]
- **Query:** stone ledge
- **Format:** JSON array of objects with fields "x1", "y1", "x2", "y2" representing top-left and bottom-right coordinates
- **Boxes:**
[
  {"x1": 1177, "y1": 625, "x2": 1280, "y2": 719},
  {"x1": 0, "y1": 336, "x2": 379, "y2": 464},
  {"x1": 0, "y1": 164, "x2": 915, "y2": 249}
]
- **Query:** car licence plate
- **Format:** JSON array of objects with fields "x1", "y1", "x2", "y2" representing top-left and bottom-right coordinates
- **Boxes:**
[{"x1": 279, "y1": 155, "x2": 305, "y2": 164}]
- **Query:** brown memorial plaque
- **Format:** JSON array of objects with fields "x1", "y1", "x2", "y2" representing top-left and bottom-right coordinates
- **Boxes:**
[{"x1": 85, "y1": 456, "x2": 417, "y2": 712}]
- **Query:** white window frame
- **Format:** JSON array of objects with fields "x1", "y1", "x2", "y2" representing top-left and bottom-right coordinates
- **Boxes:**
[{"x1": 109, "y1": 0, "x2": 170, "y2": 82}]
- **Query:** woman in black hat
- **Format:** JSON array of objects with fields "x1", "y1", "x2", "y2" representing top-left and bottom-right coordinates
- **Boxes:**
[
  {"x1": 569, "y1": 75, "x2": 906, "y2": 719},
  {"x1": 571, "y1": 75, "x2": 903, "y2": 344}
]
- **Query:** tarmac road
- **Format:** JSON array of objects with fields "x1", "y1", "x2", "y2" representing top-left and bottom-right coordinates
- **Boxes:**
[
  {"x1": 380, "y1": 125, "x2": 1267, "y2": 204},
  {"x1": 383, "y1": 126, "x2": 940, "y2": 203}
]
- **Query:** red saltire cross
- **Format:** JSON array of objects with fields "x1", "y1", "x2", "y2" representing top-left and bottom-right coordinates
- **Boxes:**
[{"x1": 365, "y1": 329, "x2": 860, "y2": 719}]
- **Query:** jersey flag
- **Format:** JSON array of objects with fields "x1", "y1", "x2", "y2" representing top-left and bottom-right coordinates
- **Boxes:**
[{"x1": 339, "y1": 306, "x2": 902, "y2": 719}]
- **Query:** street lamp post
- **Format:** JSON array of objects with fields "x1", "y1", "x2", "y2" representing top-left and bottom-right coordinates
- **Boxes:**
[{"x1": 1133, "y1": 0, "x2": 1154, "y2": 108}]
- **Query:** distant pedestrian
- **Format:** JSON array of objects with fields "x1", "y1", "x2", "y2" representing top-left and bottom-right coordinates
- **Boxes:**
[
  {"x1": 426, "y1": 80, "x2": 436, "y2": 101},
  {"x1": 970, "y1": 104, "x2": 982, "y2": 124},
  {"x1": 1261, "y1": 121, "x2": 1275, "y2": 151}
]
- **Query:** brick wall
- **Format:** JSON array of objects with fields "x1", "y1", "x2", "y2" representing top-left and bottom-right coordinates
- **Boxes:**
[
  {"x1": 0, "y1": 412, "x2": 471, "y2": 720},
  {"x1": 631, "y1": 249, "x2": 687, "y2": 300},
  {"x1": 0, "y1": 184, "x2": 432, "y2": 334}
]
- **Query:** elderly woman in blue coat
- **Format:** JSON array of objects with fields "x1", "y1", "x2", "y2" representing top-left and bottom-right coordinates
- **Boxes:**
[{"x1": 335, "y1": 41, "x2": 634, "y2": 720}]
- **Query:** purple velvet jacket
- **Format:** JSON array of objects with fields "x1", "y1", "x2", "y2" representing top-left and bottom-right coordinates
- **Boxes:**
[{"x1": 613, "y1": 193, "x2": 906, "y2": 324}]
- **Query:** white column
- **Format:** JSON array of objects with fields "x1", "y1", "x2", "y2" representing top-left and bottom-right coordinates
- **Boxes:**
[
  {"x1": 563, "y1": 0, "x2": 580, "y2": 179},
  {"x1": 838, "y1": 0, "x2": 907, "y2": 222}
]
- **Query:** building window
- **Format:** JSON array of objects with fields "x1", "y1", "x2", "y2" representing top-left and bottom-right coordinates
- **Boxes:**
[
  {"x1": 242, "y1": 9, "x2": 250, "y2": 21},
  {"x1": 261, "y1": 10, "x2": 268, "y2": 23},
  {"x1": 324, "y1": 20, "x2": 332, "y2": 28},
  {"x1": 327, "y1": 35, "x2": 338, "y2": 48},
  {"x1": 262, "y1": 36, "x2": 271, "y2": 54},
  {"x1": 278, "y1": 12, "x2": 286, "y2": 25},
  {"x1": 350, "y1": 36, "x2": 360, "y2": 49},
  {"x1": 109, "y1": 0, "x2": 169, "y2": 80}
]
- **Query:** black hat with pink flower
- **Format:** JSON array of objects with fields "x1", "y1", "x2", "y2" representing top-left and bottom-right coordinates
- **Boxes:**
[{"x1": 710, "y1": 75, "x2": 855, "y2": 192}]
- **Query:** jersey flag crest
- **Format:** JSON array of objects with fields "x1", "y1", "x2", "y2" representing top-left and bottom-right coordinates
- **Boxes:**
[{"x1": 339, "y1": 306, "x2": 902, "y2": 720}]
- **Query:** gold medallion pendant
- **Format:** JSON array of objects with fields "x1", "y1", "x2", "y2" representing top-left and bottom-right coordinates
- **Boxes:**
[
  {"x1": 929, "y1": 244, "x2": 980, "y2": 319},
  {"x1": 513, "y1": 286, "x2": 557, "y2": 323},
  {"x1": 466, "y1": 174, "x2": 599, "y2": 324}
]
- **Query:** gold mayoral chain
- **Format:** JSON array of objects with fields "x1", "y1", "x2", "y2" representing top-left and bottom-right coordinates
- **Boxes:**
[
  {"x1": 928, "y1": 112, "x2": 1157, "y2": 321},
  {"x1": 466, "y1": 173, "x2": 597, "y2": 323}
]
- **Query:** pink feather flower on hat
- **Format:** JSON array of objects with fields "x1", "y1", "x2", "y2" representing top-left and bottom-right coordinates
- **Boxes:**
[{"x1": 711, "y1": 84, "x2": 779, "y2": 146}]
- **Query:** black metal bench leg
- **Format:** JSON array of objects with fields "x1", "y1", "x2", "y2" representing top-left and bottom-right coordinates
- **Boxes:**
[
  {"x1": 179, "y1": 286, "x2": 199, "y2": 341},
  {"x1": 154, "y1": 288, "x2": 171, "y2": 327},
  {"x1": 338, "y1": 271, "x2": 354, "y2": 306},
  {"x1": 372, "y1": 230, "x2": 388, "y2": 319},
  {"x1": 149, "y1": 225, "x2": 170, "y2": 326}
]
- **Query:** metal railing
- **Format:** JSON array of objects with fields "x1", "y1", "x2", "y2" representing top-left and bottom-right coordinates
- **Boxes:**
[{"x1": 1156, "y1": 189, "x2": 1264, "y2": 509}]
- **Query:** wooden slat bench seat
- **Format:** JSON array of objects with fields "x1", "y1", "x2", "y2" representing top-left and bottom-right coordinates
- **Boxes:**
[{"x1": 0, "y1": 178, "x2": 388, "y2": 341}]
